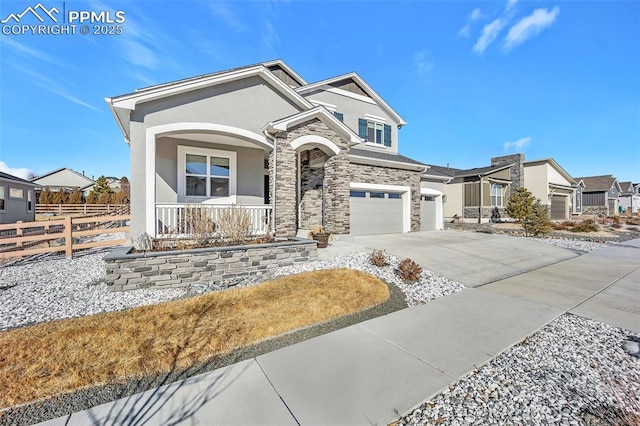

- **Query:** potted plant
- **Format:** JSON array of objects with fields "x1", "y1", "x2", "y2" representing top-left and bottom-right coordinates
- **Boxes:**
[{"x1": 308, "y1": 224, "x2": 330, "y2": 248}]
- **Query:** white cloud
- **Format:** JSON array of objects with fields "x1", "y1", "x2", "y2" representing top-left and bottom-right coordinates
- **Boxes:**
[
  {"x1": 504, "y1": 7, "x2": 560, "y2": 51},
  {"x1": 121, "y1": 40, "x2": 160, "y2": 70},
  {"x1": 413, "y1": 50, "x2": 434, "y2": 73},
  {"x1": 503, "y1": 137, "x2": 531, "y2": 151},
  {"x1": 0, "y1": 37, "x2": 72, "y2": 69},
  {"x1": 0, "y1": 161, "x2": 35, "y2": 180},
  {"x1": 506, "y1": 0, "x2": 518, "y2": 12},
  {"x1": 473, "y1": 18, "x2": 506, "y2": 54},
  {"x1": 262, "y1": 20, "x2": 279, "y2": 51},
  {"x1": 458, "y1": 8, "x2": 483, "y2": 38},
  {"x1": 10, "y1": 64, "x2": 101, "y2": 112},
  {"x1": 207, "y1": 2, "x2": 247, "y2": 32}
]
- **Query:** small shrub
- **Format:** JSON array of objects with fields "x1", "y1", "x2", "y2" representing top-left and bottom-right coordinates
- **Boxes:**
[
  {"x1": 522, "y1": 200, "x2": 553, "y2": 237},
  {"x1": 217, "y1": 205, "x2": 252, "y2": 243},
  {"x1": 396, "y1": 258, "x2": 422, "y2": 282},
  {"x1": 182, "y1": 205, "x2": 217, "y2": 244},
  {"x1": 553, "y1": 221, "x2": 572, "y2": 231},
  {"x1": 572, "y1": 220, "x2": 598, "y2": 233},
  {"x1": 369, "y1": 250, "x2": 389, "y2": 267},
  {"x1": 308, "y1": 224, "x2": 328, "y2": 238}
]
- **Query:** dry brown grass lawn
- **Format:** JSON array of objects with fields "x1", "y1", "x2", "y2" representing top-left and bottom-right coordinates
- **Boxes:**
[{"x1": 0, "y1": 268, "x2": 389, "y2": 408}]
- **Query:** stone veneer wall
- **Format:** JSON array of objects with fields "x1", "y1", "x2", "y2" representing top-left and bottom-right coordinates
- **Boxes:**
[
  {"x1": 273, "y1": 119, "x2": 351, "y2": 237},
  {"x1": 299, "y1": 149, "x2": 325, "y2": 229},
  {"x1": 350, "y1": 163, "x2": 422, "y2": 231},
  {"x1": 464, "y1": 207, "x2": 508, "y2": 221},
  {"x1": 103, "y1": 239, "x2": 318, "y2": 292},
  {"x1": 491, "y1": 154, "x2": 524, "y2": 189}
]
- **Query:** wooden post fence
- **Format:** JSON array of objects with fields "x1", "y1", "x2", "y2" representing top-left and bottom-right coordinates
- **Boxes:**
[{"x1": 0, "y1": 214, "x2": 130, "y2": 260}]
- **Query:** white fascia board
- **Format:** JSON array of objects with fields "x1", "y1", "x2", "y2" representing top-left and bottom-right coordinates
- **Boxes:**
[
  {"x1": 365, "y1": 113, "x2": 387, "y2": 123},
  {"x1": 308, "y1": 99, "x2": 337, "y2": 111},
  {"x1": 297, "y1": 72, "x2": 408, "y2": 126},
  {"x1": 105, "y1": 97, "x2": 131, "y2": 143},
  {"x1": 422, "y1": 174, "x2": 451, "y2": 182},
  {"x1": 349, "y1": 155, "x2": 424, "y2": 172},
  {"x1": 111, "y1": 67, "x2": 312, "y2": 112}
]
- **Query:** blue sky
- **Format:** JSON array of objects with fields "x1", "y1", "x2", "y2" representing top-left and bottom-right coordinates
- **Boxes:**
[{"x1": 1, "y1": 0, "x2": 638, "y2": 183}]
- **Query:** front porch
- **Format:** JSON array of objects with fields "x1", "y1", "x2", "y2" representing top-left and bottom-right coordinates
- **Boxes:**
[{"x1": 155, "y1": 203, "x2": 272, "y2": 237}]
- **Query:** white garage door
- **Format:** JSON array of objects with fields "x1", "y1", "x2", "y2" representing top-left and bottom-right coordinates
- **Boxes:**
[
  {"x1": 420, "y1": 195, "x2": 437, "y2": 230},
  {"x1": 350, "y1": 190, "x2": 404, "y2": 235}
]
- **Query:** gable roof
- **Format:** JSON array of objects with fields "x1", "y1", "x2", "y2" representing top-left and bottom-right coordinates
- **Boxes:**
[
  {"x1": 31, "y1": 167, "x2": 95, "y2": 185},
  {"x1": 264, "y1": 106, "x2": 362, "y2": 144},
  {"x1": 422, "y1": 164, "x2": 460, "y2": 178},
  {"x1": 574, "y1": 175, "x2": 620, "y2": 192},
  {"x1": 106, "y1": 62, "x2": 314, "y2": 142},
  {"x1": 524, "y1": 158, "x2": 576, "y2": 185},
  {"x1": 0, "y1": 171, "x2": 38, "y2": 187},
  {"x1": 295, "y1": 72, "x2": 408, "y2": 126},
  {"x1": 262, "y1": 59, "x2": 307, "y2": 87},
  {"x1": 618, "y1": 181, "x2": 634, "y2": 195}
]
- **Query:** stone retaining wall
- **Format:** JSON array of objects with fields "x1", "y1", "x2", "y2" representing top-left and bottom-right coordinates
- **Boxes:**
[{"x1": 104, "y1": 239, "x2": 318, "y2": 292}]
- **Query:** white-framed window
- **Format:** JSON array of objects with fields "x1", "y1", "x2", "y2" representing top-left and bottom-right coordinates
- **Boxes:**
[
  {"x1": 9, "y1": 187, "x2": 24, "y2": 199},
  {"x1": 358, "y1": 118, "x2": 392, "y2": 147},
  {"x1": 177, "y1": 146, "x2": 236, "y2": 202},
  {"x1": 27, "y1": 190, "x2": 33, "y2": 212},
  {"x1": 491, "y1": 184, "x2": 503, "y2": 207},
  {"x1": 0, "y1": 187, "x2": 5, "y2": 211}
]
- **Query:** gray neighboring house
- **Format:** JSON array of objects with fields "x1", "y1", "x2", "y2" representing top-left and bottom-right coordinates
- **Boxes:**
[
  {"x1": 106, "y1": 60, "x2": 429, "y2": 239},
  {"x1": 31, "y1": 167, "x2": 96, "y2": 196},
  {"x1": 575, "y1": 175, "x2": 622, "y2": 216},
  {"x1": 618, "y1": 181, "x2": 640, "y2": 214},
  {"x1": 0, "y1": 172, "x2": 38, "y2": 224}
]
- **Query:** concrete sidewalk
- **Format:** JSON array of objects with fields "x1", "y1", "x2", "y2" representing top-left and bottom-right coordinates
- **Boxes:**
[{"x1": 40, "y1": 241, "x2": 640, "y2": 426}]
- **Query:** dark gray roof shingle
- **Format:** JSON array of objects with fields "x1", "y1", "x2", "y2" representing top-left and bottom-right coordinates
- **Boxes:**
[
  {"x1": 350, "y1": 147, "x2": 424, "y2": 166},
  {"x1": 575, "y1": 175, "x2": 617, "y2": 192}
]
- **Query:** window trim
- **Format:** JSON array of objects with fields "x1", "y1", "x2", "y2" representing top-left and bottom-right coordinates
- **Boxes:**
[
  {"x1": 9, "y1": 187, "x2": 25, "y2": 199},
  {"x1": 27, "y1": 190, "x2": 34, "y2": 213},
  {"x1": 0, "y1": 186, "x2": 6, "y2": 212},
  {"x1": 491, "y1": 184, "x2": 503, "y2": 207},
  {"x1": 177, "y1": 146, "x2": 237, "y2": 203}
]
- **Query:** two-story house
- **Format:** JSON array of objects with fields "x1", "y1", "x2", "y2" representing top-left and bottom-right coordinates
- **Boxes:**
[{"x1": 106, "y1": 60, "x2": 427, "y2": 239}]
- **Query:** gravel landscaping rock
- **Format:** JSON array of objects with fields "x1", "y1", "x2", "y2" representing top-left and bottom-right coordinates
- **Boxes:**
[
  {"x1": 399, "y1": 314, "x2": 640, "y2": 425},
  {"x1": 530, "y1": 237, "x2": 610, "y2": 253},
  {"x1": 0, "y1": 250, "x2": 190, "y2": 331},
  {"x1": 267, "y1": 252, "x2": 467, "y2": 307}
]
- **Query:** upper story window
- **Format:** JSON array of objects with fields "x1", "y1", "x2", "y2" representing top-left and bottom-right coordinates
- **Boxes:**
[
  {"x1": 491, "y1": 184, "x2": 503, "y2": 207},
  {"x1": 358, "y1": 118, "x2": 392, "y2": 147},
  {"x1": 178, "y1": 146, "x2": 236, "y2": 201},
  {"x1": 333, "y1": 111, "x2": 343, "y2": 122}
]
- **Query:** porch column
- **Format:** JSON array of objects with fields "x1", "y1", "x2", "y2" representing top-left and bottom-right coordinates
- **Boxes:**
[{"x1": 273, "y1": 134, "x2": 297, "y2": 237}]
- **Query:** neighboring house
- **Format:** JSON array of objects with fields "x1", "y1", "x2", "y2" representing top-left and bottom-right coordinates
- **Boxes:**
[
  {"x1": 432, "y1": 163, "x2": 513, "y2": 224},
  {"x1": 106, "y1": 60, "x2": 427, "y2": 238},
  {"x1": 618, "y1": 181, "x2": 640, "y2": 214},
  {"x1": 519, "y1": 156, "x2": 577, "y2": 220},
  {"x1": 31, "y1": 167, "x2": 96, "y2": 197},
  {"x1": 437, "y1": 153, "x2": 579, "y2": 222},
  {"x1": 0, "y1": 172, "x2": 38, "y2": 224},
  {"x1": 574, "y1": 175, "x2": 622, "y2": 216}
]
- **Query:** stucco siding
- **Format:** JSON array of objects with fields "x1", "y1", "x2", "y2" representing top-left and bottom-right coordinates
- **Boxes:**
[
  {"x1": 524, "y1": 163, "x2": 549, "y2": 204},
  {"x1": 443, "y1": 182, "x2": 463, "y2": 219},
  {"x1": 155, "y1": 137, "x2": 264, "y2": 205},
  {"x1": 302, "y1": 89, "x2": 400, "y2": 153},
  {"x1": 131, "y1": 77, "x2": 301, "y2": 135}
]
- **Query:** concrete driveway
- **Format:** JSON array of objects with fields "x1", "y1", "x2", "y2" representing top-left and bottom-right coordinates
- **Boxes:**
[{"x1": 352, "y1": 230, "x2": 579, "y2": 287}]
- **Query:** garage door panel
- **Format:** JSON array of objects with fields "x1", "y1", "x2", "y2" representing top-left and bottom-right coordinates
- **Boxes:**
[
  {"x1": 550, "y1": 195, "x2": 566, "y2": 220},
  {"x1": 420, "y1": 200, "x2": 436, "y2": 231},
  {"x1": 350, "y1": 197, "x2": 403, "y2": 235}
]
